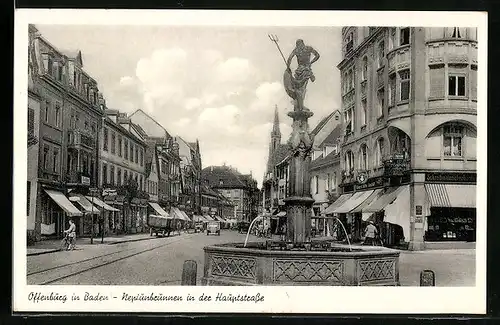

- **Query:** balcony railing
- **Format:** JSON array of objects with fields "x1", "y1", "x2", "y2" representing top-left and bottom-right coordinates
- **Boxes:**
[
  {"x1": 68, "y1": 130, "x2": 95, "y2": 150},
  {"x1": 383, "y1": 154, "x2": 411, "y2": 177},
  {"x1": 341, "y1": 169, "x2": 355, "y2": 184},
  {"x1": 65, "y1": 170, "x2": 94, "y2": 186}
]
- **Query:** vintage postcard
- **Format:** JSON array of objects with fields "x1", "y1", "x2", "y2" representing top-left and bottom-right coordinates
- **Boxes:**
[{"x1": 13, "y1": 9, "x2": 487, "y2": 314}]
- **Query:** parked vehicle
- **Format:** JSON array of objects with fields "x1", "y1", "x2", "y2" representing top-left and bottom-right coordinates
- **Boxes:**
[
  {"x1": 147, "y1": 214, "x2": 173, "y2": 237},
  {"x1": 194, "y1": 222, "x2": 205, "y2": 233},
  {"x1": 237, "y1": 221, "x2": 250, "y2": 234},
  {"x1": 206, "y1": 221, "x2": 221, "y2": 236}
]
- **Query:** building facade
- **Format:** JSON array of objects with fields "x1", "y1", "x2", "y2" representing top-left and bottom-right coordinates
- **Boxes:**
[
  {"x1": 99, "y1": 109, "x2": 148, "y2": 234},
  {"x1": 335, "y1": 26, "x2": 477, "y2": 250},
  {"x1": 309, "y1": 123, "x2": 343, "y2": 236},
  {"x1": 174, "y1": 137, "x2": 202, "y2": 218},
  {"x1": 27, "y1": 24, "x2": 42, "y2": 242},
  {"x1": 262, "y1": 106, "x2": 290, "y2": 214},
  {"x1": 29, "y1": 25, "x2": 105, "y2": 240},
  {"x1": 202, "y1": 165, "x2": 259, "y2": 222}
]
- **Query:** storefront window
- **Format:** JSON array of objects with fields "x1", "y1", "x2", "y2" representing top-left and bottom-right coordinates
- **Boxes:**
[{"x1": 425, "y1": 207, "x2": 475, "y2": 242}]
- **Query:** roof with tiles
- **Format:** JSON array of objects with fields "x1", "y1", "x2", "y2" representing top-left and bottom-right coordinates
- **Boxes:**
[
  {"x1": 321, "y1": 124, "x2": 342, "y2": 146},
  {"x1": 202, "y1": 165, "x2": 255, "y2": 189}
]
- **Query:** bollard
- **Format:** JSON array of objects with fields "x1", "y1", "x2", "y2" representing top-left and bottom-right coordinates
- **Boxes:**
[
  {"x1": 420, "y1": 269, "x2": 435, "y2": 286},
  {"x1": 181, "y1": 260, "x2": 197, "y2": 286}
]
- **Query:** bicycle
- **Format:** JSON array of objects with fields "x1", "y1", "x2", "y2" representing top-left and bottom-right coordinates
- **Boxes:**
[{"x1": 60, "y1": 233, "x2": 75, "y2": 251}]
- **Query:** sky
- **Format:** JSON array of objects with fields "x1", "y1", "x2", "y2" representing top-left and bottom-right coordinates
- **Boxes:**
[{"x1": 36, "y1": 25, "x2": 342, "y2": 186}]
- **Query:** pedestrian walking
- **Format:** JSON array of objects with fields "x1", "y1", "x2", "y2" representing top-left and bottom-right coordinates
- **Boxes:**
[
  {"x1": 363, "y1": 220, "x2": 378, "y2": 246},
  {"x1": 64, "y1": 218, "x2": 77, "y2": 250}
]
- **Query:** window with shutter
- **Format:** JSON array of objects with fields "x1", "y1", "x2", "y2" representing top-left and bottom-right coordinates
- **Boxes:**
[
  {"x1": 471, "y1": 66, "x2": 477, "y2": 100},
  {"x1": 429, "y1": 66, "x2": 445, "y2": 98}
]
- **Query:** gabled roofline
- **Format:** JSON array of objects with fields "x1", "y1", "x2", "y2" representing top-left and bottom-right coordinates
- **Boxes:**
[{"x1": 129, "y1": 108, "x2": 171, "y2": 138}]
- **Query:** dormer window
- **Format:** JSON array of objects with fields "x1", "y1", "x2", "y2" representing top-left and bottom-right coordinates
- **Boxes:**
[
  {"x1": 345, "y1": 32, "x2": 354, "y2": 54},
  {"x1": 400, "y1": 27, "x2": 410, "y2": 46}
]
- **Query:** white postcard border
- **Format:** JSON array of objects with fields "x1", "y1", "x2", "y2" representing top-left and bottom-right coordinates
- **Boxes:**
[{"x1": 13, "y1": 9, "x2": 488, "y2": 314}]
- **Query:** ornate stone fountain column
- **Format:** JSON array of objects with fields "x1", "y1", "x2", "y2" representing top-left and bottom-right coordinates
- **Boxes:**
[{"x1": 284, "y1": 109, "x2": 315, "y2": 247}]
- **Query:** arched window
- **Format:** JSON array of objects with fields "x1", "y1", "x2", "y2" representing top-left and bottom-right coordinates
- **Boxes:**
[
  {"x1": 345, "y1": 150, "x2": 355, "y2": 172},
  {"x1": 359, "y1": 144, "x2": 368, "y2": 170},
  {"x1": 345, "y1": 32, "x2": 354, "y2": 53},
  {"x1": 443, "y1": 123, "x2": 464, "y2": 157},
  {"x1": 375, "y1": 138, "x2": 385, "y2": 166},
  {"x1": 362, "y1": 56, "x2": 368, "y2": 81}
]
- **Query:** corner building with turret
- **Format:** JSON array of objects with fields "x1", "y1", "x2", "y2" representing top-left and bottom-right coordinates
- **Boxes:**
[{"x1": 331, "y1": 27, "x2": 477, "y2": 250}]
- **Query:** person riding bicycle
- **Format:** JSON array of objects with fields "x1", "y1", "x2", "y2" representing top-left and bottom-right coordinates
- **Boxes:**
[{"x1": 64, "y1": 219, "x2": 76, "y2": 250}]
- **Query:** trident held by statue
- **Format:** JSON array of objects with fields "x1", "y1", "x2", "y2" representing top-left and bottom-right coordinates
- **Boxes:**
[{"x1": 268, "y1": 34, "x2": 288, "y2": 68}]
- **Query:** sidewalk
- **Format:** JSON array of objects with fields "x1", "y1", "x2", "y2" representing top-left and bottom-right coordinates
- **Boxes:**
[{"x1": 27, "y1": 231, "x2": 174, "y2": 256}]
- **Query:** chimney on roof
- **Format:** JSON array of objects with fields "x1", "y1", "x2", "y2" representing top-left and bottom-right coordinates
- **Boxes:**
[{"x1": 210, "y1": 166, "x2": 213, "y2": 172}]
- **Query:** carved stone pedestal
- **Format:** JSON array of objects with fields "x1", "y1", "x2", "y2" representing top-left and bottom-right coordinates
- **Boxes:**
[{"x1": 284, "y1": 109, "x2": 315, "y2": 247}]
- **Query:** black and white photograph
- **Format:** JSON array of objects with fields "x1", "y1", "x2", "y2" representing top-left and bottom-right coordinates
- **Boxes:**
[{"x1": 14, "y1": 10, "x2": 487, "y2": 314}]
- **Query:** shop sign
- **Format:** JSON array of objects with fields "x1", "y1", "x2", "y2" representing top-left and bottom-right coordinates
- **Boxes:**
[
  {"x1": 356, "y1": 177, "x2": 384, "y2": 190},
  {"x1": 425, "y1": 172, "x2": 476, "y2": 183},
  {"x1": 81, "y1": 176, "x2": 90, "y2": 186},
  {"x1": 89, "y1": 187, "x2": 100, "y2": 196},
  {"x1": 356, "y1": 172, "x2": 368, "y2": 184},
  {"x1": 415, "y1": 205, "x2": 423, "y2": 216},
  {"x1": 414, "y1": 216, "x2": 423, "y2": 224}
]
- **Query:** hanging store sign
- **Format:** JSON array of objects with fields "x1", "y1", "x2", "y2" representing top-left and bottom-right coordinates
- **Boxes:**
[
  {"x1": 425, "y1": 172, "x2": 476, "y2": 183},
  {"x1": 102, "y1": 188, "x2": 117, "y2": 197},
  {"x1": 356, "y1": 172, "x2": 368, "y2": 185},
  {"x1": 415, "y1": 205, "x2": 423, "y2": 216},
  {"x1": 355, "y1": 177, "x2": 384, "y2": 191},
  {"x1": 81, "y1": 176, "x2": 90, "y2": 186}
]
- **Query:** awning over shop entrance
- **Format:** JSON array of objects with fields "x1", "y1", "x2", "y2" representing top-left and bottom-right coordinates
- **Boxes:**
[
  {"x1": 179, "y1": 209, "x2": 192, "y2": 221},
  {"x1": 213, "y1": 215, "x2": 226, "y2": 223},
  {"x1": 351, "y1": 189, "x2": 384, "y2": 214},
  {"x1": 70, "y1": 194, "x2": 101, "y2": 215},
  {"x1": 171, "y1": 207, "x2": 189, "y2": 221},
  {"x1": 331, "y1": 190, "x2": 374, "y2": 214},
  {"x1": 323, "y1": 193, "x2": 353, "y2": 215},
  {"x1": 363, "y1": 187, "x2": 405, "y2": 213},
  {"x1": 203, "y1": 214, "x2": 215, "y2": 221},
  {"x1": 85, "y1": 196, "x2": 120, "y2": 212},
  {"x1": 425, "y1": 184, "x2": 476, "y2": 208},
  {"x1": 149, "y1": 202, "x2": 170, "y2": 218},
  {"x1": 383, "y1": 185, "x2": 411, "y2": 240},
  {"x1": 192, "y1": 215, "x2": 206, "y2": 222},
  {"x1": 44, "y1": 189, "x2": 83, "y2": 216}
]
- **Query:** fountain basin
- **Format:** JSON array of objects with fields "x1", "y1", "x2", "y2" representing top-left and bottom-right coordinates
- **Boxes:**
[{"x1": 202, "y1": 242, "x2": 400, "y2": 286}]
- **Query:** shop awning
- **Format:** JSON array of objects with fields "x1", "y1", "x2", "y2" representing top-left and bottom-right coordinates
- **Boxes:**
[
  {"x1": 203, "y1": 214, "x2": 215, "y2": 221},
  {"x1": 364, "y1": 187, "x2": 405, "y2": 213},
  {"x1": 213, "y1": 215, "x2": 226, "y2": 223},
  {"x1": 171, "y1": 207, "x2": 189, "y2": 221},
  {"x1": 425, "y1": 184, "x2": 476, "y2": 208},
  {"x1": 331, "y1": 190, "x2": 374, "y2": 214},
  {"x1": 179, "y1": 209, "x2": 192, "y2": 221},
  {"x1": 44, "y1": 189, "x2": 83, "y2": 216},
  {"x1": 324, "y1": 193, "x2": 353, "y2": 215},
  {"x1": 70, "y1": 194, "x2": 101, "y2": 215},
  {"x1": 192, "y1": 215, "x2": 206, "y2": 222},
  {"x1": 351, "y1": 189, "x2": 384, "y2": 213},
  {"x1": 384, "y1": 185, "x2": 411, "y2": 240},
  {"x1": 85, "y1": 196, "x2": 120, "y2": 212},
  {"x1": 149, "y1": 202, "x2": 170, "y2": 218}
]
